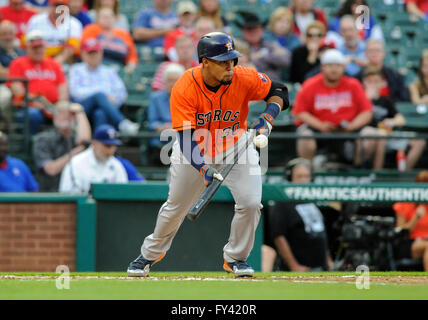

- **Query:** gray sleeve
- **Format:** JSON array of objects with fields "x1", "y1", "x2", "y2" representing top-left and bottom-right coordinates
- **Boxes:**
[{"x1": 33, "y1": 134, "x2": 54, "y2": 169}]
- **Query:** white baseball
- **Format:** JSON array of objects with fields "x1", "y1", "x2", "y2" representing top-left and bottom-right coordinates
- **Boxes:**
[{"x1": 253, "y1": 134, "x2": 268, "y2": 148}]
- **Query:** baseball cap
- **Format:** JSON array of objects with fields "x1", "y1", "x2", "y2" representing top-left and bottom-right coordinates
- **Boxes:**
[
  {"x1": 319, "y1": 38, "x2": 336, "y2": 50},
  {"x1": 321, "y1": 49, "x2": 345, "y2": 65},
  {"x1": 81, "y1": 38, "x2": 102, "y2": 52},
  {"x1": 26, "y1": 30, "x2": 45, "y2": 47},
  {"x1": 49, "y1": 0, "x2": 69, "y2": 5},
  {"x1": 235, "y1": 10, "x2": 268, "y2": 29},
  {"x1": 93, "y1": 125, "x2": 122, "y2": 146},
  {"x1": 177, "y1": 1, "x2": 197, "y2": 15}
]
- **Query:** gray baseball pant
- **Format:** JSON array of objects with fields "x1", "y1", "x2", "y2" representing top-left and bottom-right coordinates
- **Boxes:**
[{"x1": 141, "y1": 133, "x2": 262, "y2": 263}]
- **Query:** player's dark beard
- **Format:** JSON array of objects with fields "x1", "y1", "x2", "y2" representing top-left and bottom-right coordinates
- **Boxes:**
[{"x1": 220, "y1": 79, "x2": 232, "y2": 85}]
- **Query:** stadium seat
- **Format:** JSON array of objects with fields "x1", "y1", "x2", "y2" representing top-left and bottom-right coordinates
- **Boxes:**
[
  {"x1": 120, "y1": 63, "x2": 158, "y2": 109},
  {"x1": 137, "y1": 44, "x2": 165, "y2": 62},
  {"x1": 396, "y1": 102, "x2": 428, "y2": 131},
  {"x1": 385, "y1": 45, "x2": 407, "y2": 70}
]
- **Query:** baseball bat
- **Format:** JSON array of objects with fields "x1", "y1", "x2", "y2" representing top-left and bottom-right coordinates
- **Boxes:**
[{"x1": 186, "y1": 129, "x2": 256, "y2": 222}]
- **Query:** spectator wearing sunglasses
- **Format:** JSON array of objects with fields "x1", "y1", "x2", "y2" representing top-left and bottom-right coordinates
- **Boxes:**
[{"x1": 289, "y1": 21, "x2": 325, "y2": 84}]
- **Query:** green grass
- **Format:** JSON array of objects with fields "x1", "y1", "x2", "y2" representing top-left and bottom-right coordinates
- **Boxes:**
[{"x1": 0, "y1": 272, "x2": 427, "y2": 300}]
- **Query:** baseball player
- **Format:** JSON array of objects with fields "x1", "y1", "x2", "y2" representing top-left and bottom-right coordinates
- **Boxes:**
[{"x1": 127, "y1": 32, "x2": 289, "y2": 277}]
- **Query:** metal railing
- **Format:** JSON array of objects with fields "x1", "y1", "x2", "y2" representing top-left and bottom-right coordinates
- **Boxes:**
[{"x1": 0, "y1": 78, "x2": 30, "y2": 157}]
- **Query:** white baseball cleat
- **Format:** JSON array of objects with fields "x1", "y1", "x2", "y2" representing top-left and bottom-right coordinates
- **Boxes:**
[{"x1": 127, "y1": 252, "x2": 165, "y2": 277}]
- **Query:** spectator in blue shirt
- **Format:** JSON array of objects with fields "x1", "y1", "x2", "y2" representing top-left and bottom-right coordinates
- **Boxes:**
[
  {"x1": 328, "y1": 0, "x2": 384, "y2": 43},
  {"x1": 68, "y1": 37, "x2": 139, "y2": 135},
  {"x1": 115, "y1": 156, "x2": 145, "y2": 182},
  {"x1": 0, "y1": 21, "x2": 25, "y2": 70},
  {"x1": 0, "y1": 131, "x2": 39, "y2": 192},
  {"x1": 335, "y1": 15, "x2": 368, "y2": 77},
  {"x1": 265, "y1": 7, "x2": 301, "y2": 52},
  {"x1": 0, "y1": 21, "x2": 24, "y2": 122},
  {"x1": 147, "y1": 63, "x2": 185, "y2": 148},
  {"x1": 132, "y1": 0, "x2": 178, "y2": 48},
  {"x1": 69, "y1": 0, "x2": 92, "y2": 27},
  {"x1": 26, "y1": 0, "x2": 48, "y2": 12}
]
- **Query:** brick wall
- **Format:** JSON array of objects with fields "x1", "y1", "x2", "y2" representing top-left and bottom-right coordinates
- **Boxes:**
[{"x1": 0, "y1": 202, "x2": 76, "y2": 272}]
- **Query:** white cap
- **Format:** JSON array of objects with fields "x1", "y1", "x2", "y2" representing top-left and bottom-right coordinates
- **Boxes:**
[
  {"x1": 320, "y1": 49, "x2": 345, "y2": 65},
  {"x1": 26, "y1": 30, "x2": 45, "y2": 47},
  {"x1": 177, "y1": 1, "x2": 197, "y2": 15},
  {"x1": 26, "y1": 30, "x2": 44, "y2": 42}
]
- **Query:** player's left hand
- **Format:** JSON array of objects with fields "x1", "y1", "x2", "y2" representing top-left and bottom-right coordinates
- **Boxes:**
[{"x1": 249, "y1": 113, "x2": 273, "y2": 137}]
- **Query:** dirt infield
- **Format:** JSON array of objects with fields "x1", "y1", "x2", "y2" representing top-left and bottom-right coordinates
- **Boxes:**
[{"x1": 2, "y1": 274, "x2": 428, "y2": 285}]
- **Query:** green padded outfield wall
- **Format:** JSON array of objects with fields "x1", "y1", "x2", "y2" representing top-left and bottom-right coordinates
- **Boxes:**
[
  {"x1": 92, "y1": 184, "x2": 263, "y2": 272},
  {"x1": 90, "y1": 182, "x2": 428, "y2": 272}
]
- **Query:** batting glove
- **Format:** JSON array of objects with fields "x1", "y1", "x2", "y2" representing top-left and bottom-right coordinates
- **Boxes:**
[
  {"x1": 200, "y1": 164, "x2": 224, "y2": 186},
  {"x1": 249, "y1": 114, "x2": 273, "y2": 137}
]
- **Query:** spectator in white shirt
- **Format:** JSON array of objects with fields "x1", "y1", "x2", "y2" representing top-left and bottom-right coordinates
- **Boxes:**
[
  {"x1": 26, "y1": 0, "x2": 83, "y2": 64},
  {"x1": 59, "y1": 124, "x2": 128, "y2": 194},
  {"x1": 68, "y1": 37, "x2": 139, "y2": 135}
]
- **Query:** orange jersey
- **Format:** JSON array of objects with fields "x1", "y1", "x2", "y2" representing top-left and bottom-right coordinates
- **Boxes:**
[
  {"x1": 171, "y1": 65, "x2": 271, "y2": 156},
  {"x1": 81, "y1": 24, "x2": 138, "y2": 65},
  {"x1": 393, "y1": 202, "x2": 428, "y2": 240}
]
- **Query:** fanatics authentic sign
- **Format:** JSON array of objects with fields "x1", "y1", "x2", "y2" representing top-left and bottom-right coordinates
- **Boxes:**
[{"x1": 283, "y1": 185, "x2": 428, "y2": 202}]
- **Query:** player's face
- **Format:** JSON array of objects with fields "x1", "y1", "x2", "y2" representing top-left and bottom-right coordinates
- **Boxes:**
[
  {"x1": 292, "y1": 165, "x2": 311, "y2": 184},
  {"x1": 204, "y1": 58, "x2": 235, "y2": 86}
]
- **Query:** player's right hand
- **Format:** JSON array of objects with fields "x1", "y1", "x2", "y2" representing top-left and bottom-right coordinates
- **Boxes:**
[{"x1": 200, "y1": 165, "x2": 224, "y2": 186}]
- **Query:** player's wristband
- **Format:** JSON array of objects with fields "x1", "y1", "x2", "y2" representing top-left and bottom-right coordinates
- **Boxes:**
[
  {"x1": 178, "y1": 130, "x2": 205, "y2": 172},
  {"x1": 262, "y1": 102, "x2": 281, "y2": 125}
]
